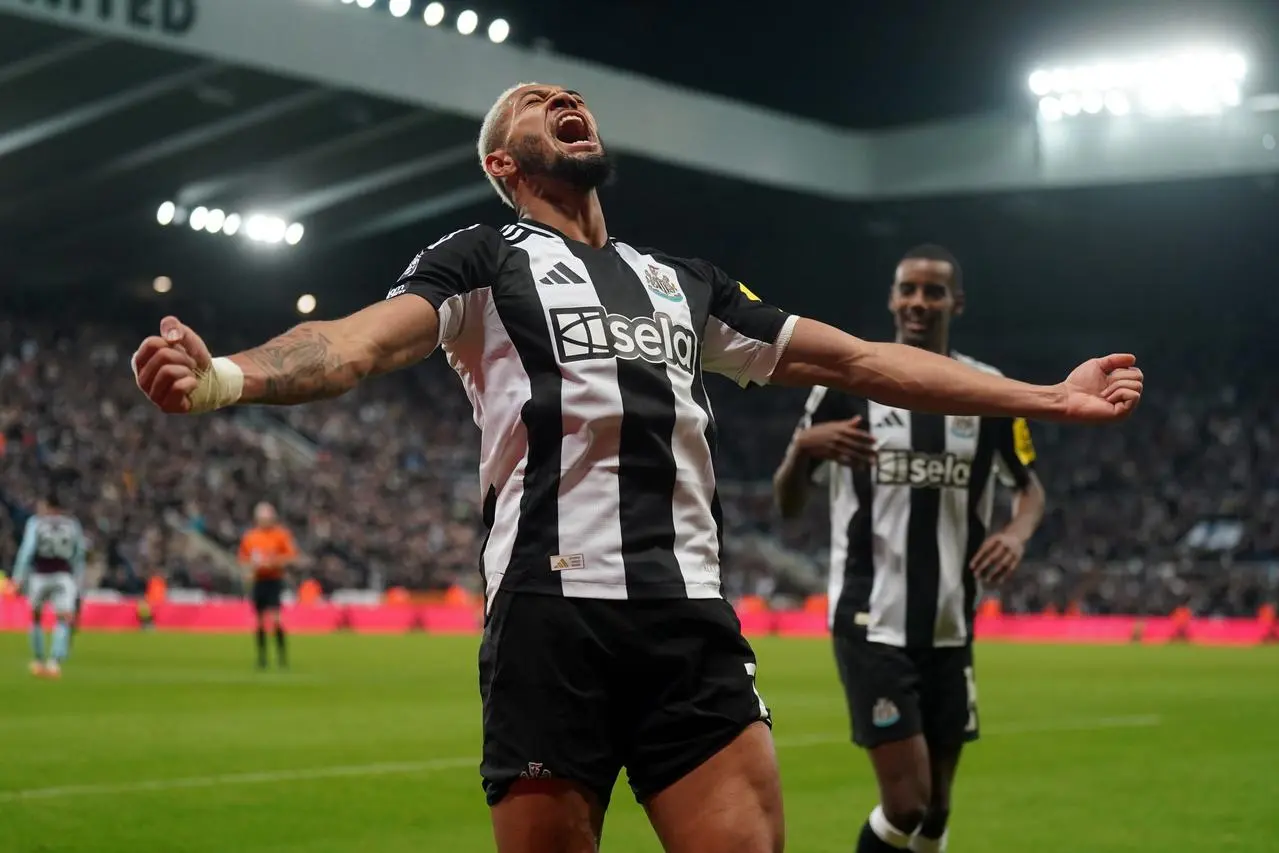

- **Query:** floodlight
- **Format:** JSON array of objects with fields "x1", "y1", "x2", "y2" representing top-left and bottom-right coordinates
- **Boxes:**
[
  {"x1": 153, "y1": 276, "x2": 173, "y2": 294},
  {"x1": 189, "y1": 206, "x2": 208, "y2": 231},
  {"x1": 457, "y1": 9, "x2": 478, "y2": 35},
  {"x1": 356, "y1": 0, "x2": 376, "y2": 8},
  {"x1": 285, "y1": 223, "x2": 305, "y2": 246},
  {"x1": 156, "y1": 201, "x2": 176, "y2": 226},
  {"x1": 488, "y1": 18, "x2": 510, "y2": 44},
  {"x1": 1038, "y1": 97, "x2": 1063, "y2": 122},
  {"x1": 389, "y1": 0, "x2": 411, "y2": 17},
  {"x1": 222, "y1": 213, "x2": 242, "y2": 236},
  {"x1": 297, "y1": 294, "x2": 317, "y2": 315},
  {"x1": 423, "y1": 2, "x2": 444, "y2": 25},
  {"x1": 205, "y1": 208, "x2": 226, "y2": 234}
]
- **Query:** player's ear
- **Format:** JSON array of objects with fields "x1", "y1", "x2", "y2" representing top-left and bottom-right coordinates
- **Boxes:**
[
  {"x1": 952, "y1": 290, "x2": 966, "y2": 318},
  {"x1": 484, "y1": 149, "x2": 517, "y2": 181}
]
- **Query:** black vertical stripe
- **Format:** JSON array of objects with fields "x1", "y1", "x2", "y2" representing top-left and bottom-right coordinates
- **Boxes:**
[
  {"x1": 683, "y1": 268, "x2": 725, "y2": 566},
  {"x1": 490, "y1": 250, "x2": 564, "y2": 595},
  {"x1": 835, "y1": 395, "x2": 874, "y2": 634},
  {"x1": 965, "y1": 420, "x2": 998, "y2": 640},
  {"x1": 905, "y1": 413, "x2": 946, "y2": 647},
  {"x1": 563, "y1": 241, "x2": 684, "y2": 597}
]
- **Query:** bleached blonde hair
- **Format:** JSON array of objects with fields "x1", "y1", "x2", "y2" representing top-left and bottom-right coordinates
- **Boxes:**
[{"x1": 478, "y1": 82, "x2": 541, "y2": 209}]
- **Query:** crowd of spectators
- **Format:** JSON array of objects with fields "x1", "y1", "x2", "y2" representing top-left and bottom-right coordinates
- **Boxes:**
[{"x1": 2, "y1": 315, "x2": 1277, "y2": 615}]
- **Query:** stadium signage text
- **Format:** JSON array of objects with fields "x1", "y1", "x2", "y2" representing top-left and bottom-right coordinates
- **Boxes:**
[{"x1": 20, "y1": 0, "x2": 197, "y2": 36}]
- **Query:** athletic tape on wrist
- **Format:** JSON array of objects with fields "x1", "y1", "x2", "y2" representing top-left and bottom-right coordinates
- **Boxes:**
[{"x1": 187, "y1": 357, "x2": 244, "y2": 414}]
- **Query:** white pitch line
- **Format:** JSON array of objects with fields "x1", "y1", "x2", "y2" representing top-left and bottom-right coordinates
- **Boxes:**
[
  {"x1": 774, "y1": 714, "x2": 1163, "y2": 749},
  {"x1": 0, "y1": 756, "x2": 475, "y2": 803},
  {"x1": 0, "y1": 714, "x2": 1161, "y2": 803}
]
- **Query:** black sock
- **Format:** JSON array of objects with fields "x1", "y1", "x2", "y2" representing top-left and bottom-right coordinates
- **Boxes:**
[
  {"x1": 275, "y1": 626, "x2": 287, "y2": 666},
  {"x1": 858, "y1": 822, "x2": 906, "y2": 853},
  {"x1": 256, "y1": 627, "x2": 267, "y2": 667}
]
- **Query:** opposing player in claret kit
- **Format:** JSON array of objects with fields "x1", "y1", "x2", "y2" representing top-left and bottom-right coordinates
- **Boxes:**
[
  {"x1": 774, "y1": 246, "x2": 1046, "y2": 853},
  {"x1": 132, "y1": 82, "x2": 1142, "y2": 853},
  {"x1": 10, "y1": 492, "x2": 87, "y2": 679}
]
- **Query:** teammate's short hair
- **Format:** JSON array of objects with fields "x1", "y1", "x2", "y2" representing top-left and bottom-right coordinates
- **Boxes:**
[
  {"x1": 901, "y1": 244, "x2": 963, "y2": 294},
  {"x1": 478, "y1": 82, "x2": 541, "y2": 209},
  {"x1": 43, "y1": 490, "x2": 61, "y2": 510}
]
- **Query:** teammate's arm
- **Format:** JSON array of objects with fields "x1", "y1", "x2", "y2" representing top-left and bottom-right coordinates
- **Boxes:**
[
  {"x1": 134, "y1": 225, "x2": 496, "y2": 413},
  {"x1": 773, "y1": 387, "x2": 869, "y2": 519},
  {"x1": 970, "y1": 418, "x2": 1046, "y2": 582},
  {"x1": 10, "y1": 518, "x2": 37, "y2": 590},
  {"x1": 773, "y1": 318, "x2": 1142, "y2": 423},
  {"x1": 70, "y1": 523, "x2": 87, "y2": 588}
]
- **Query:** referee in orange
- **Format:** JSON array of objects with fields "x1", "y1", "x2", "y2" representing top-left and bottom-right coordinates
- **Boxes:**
[{"x1": 238, "y1": 502, "x2": 298, "y2": 669}]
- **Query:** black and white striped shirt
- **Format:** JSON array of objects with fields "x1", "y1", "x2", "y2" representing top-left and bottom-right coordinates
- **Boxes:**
[
  {"x1": 797, "y1": 354, "x2": 1037, "y2": 647},
  {"x1": 387, "y1": 219, "x2": 797, "y2": 606}
]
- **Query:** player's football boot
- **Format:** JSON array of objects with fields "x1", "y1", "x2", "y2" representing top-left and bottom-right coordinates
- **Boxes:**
[
  {"x1": 42, "y1": 661, "x2": 61, "y2": 679},
  {"x1": 28, "y1": 660, "x2": 45, "y2": 677}
]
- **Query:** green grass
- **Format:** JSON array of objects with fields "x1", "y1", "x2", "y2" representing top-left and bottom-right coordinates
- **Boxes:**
[{"x1": 3, "y1": 632, "x2": 1277, "y2": 852}]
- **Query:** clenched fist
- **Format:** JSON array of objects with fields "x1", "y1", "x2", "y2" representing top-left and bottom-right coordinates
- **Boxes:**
[{"x1": 132, "y1": 316, "x2": 234, "y2": 414}]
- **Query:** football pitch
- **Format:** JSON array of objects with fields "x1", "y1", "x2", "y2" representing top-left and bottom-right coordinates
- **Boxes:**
[{"x1": 3, "y1": 633, "x2": 1277, "y2": 853}]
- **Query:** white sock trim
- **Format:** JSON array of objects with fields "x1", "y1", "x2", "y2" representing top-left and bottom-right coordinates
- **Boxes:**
[
  {"x1": 870, "y1": 806, "x2": 913, "y2": 850},
  {"x1": 910, "y1": 830, "x2": 948, "y2": 853}
]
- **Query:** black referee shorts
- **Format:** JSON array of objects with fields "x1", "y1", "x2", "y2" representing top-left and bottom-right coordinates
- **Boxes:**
[
  {"x1": 478, "y1": 590, "x2": 772, "y2": 809},
  {"x1": 251, "y1": 578, "x2": 284, "y2": 614},
  {"x1": 833, "y1": 630, "x2": 979, "y2": 751}
]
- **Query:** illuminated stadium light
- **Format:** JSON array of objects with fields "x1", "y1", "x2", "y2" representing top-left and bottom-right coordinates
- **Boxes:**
[
  {"x1": 222, "y1": 212, "x2": 242, "y2": 236},
  {"x1": 204, "y1": 208, "x2": 226, "y2": 234},
  {"x1": 189, "y1": 206, "x2": 209, "y2": 231},
  {"x1": 245, "y1": 214, "x2": 288, "y2": 245},
  {"x1": 356, "y1": 0, "x2": 376, "y2": 8},
  {"x1": 297, "y1": 294, "x2": 317, "y2": 315},
  {"x1": 488, "y1": 18, "x2": 510, "y2": 43},
  {"x1": 1029, "y1": 48, "x2": 1248, "y2": 120},
  {"x1": 284, "y1": 222, "x2": 306, "y2": 246},
  {"x1": 1265, "y1": 134, "x2": 1276, "y2": 151},
  {"x1": 156, "y1": 201, "x2": 176, "y2": 226},
  {"x1": 423, "y1": 2, "x2": 444, "y2": 26},
  {"x1": 153, "y1": 276, "x2": 172, "y2": 294},
  {"x1": 340, "y1": 0, "x2": 355, "y2": 4},
  {"x1": 1038, "y1": 96, "x2": 1063, "y2": 122},
  {"x1": 389, "y1": 0, "x2": 411, "y2": 17},
  {"x1": 457, "y1": 9, "x2": 478, "y2": 35}
]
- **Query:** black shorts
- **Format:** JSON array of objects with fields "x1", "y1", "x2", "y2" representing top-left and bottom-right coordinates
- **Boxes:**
[
  {"x1": 252, "y1": 578, "x2": 284, "y2": 613},
  {"x1": 833, "y1": 631, "x2": 978, "y2": 750},
  {"x1": 478, "y1": 590, "x2": 772, "y2": 809}
]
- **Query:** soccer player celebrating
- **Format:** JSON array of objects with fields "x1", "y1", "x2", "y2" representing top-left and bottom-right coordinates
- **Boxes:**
[
  {"x1": 773, "y1": 246, "x2": 1046, "y2": 853},
  {"x1": 10, "y1": 493, "x2": 86, "y2": 678},
  {"x1": 238, "y1": 501, "x2": 297, "y2": 670},
  {"x1": 132, "y1": 84, "x2": 1140, "y2": 853}
]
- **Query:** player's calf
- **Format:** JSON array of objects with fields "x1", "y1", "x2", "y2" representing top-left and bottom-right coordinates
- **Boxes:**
[{"x1": 858, "y1": 737, "x2": 932, "y2": 851}]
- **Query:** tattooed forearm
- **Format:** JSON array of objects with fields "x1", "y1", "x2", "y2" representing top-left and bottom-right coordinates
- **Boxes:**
[{"x1": 232, "y1": 323, "x2": 373, "y2": 405}]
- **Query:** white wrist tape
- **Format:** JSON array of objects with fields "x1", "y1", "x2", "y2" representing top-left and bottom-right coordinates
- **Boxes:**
[{"x1": 188, "y1": 357, "x2": 244, "y2": 414}]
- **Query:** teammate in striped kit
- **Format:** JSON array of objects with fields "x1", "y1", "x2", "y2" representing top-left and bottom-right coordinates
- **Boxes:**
[
  {"x1": 773, "y1": 246, "x2": 1047, "y2": 853},
  {"x1": 10, "y1": 493, "x2": 87, "y2": 679},
  {"x1": 132, "y1": 83, "x2": 1142, "y2": 853}
]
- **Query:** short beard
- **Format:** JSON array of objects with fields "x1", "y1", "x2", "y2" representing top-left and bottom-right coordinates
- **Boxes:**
[{"x1": 509, "y1": 136, "x2": 616, "y2": 194}]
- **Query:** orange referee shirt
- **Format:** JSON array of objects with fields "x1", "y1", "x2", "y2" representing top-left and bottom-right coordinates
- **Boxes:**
[{"x1": 238, "y1": 525, "x2": 297, "y2": 582}]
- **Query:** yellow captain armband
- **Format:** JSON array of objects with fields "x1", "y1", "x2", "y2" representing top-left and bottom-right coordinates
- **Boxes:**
[
  {"x1": 1012, "y1": 417, "x2": 1037, "y2": 466},
  {"x1": 738, "y1": 281, "x2": 761, "y2": 302}
]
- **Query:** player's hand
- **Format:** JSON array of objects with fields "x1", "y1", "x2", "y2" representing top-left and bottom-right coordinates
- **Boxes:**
[
  {"x1": 794, "y1": 417, "x2": 877, "y2": 466},
  {"x1": 969, "y1": 531, "x2": 1025, "y2": 584},
  {"x1": 1058, "y1": 354, "x2": 1143, "y2": 422},
  {"x1": 132, "y1": 316, "x2": 213, "y2": 414}
]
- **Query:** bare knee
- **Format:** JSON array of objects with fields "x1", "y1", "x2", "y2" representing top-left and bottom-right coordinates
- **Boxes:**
[{"x1": 490, "y1": 779, "x2": 604, "y2": 853}]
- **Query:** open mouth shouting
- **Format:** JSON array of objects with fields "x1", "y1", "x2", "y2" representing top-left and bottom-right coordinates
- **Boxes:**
[{"x1": 552, "y1": 110, "x2": 597, "y2": 152}]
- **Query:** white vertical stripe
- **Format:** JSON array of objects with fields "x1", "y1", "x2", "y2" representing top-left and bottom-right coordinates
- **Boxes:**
[
  {"x1": 826, "y1": 465, "x2": 858, "y2": 629},
  {"x1": 514, "y1": 233, "x2": 629, "y2": 598},
  {"x1": 936, "y1": 416, "x2": 977, "y2": 646},
  {"x1": 613, "y1": 243, "x2": 720, "y2": 597},
  {"x1": 454, "y1": 292, "x2": 529, "y2": 609},
  {"x1": 866, "y1": 402, "x2": 910, "y2": 647}
]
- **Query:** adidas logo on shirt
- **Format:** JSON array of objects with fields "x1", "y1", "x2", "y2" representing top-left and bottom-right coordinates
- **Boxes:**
[
  {"x1": 874, "y1": 410, "x2": 906, "y2": 429},
  {"x1": 539, "y1": 262, "x2": 586, "y2": 286}
]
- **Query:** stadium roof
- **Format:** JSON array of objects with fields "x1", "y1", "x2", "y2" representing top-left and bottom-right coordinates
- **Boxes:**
[{"x1": 2, "y1": 0, "x2": 1279, "y2": 355}]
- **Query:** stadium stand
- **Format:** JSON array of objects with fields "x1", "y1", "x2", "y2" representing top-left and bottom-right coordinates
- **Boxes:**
[{"x1": 2, "y1": 313, "x2": 1276, "y2": 615}]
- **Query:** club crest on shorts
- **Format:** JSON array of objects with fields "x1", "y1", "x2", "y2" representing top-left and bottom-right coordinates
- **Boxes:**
[
  {"x1": 950, "y1": 415, "x2": 978, "y2": 439},
  {"x1": 520, "y1": 762, "x2": 552, "y2": 780},
  {"x1": 643, "y1": 264, "x2": 683, "y2": 302},
  {"x1": 872, "y1": 698, "x2": 901, "y2": 728}
]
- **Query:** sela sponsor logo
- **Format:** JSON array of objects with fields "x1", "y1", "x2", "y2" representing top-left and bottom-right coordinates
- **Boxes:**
[
  {"x1": 643, "y1": 264, "x2": 683, "y2": 302},
  {"x1": 876, "y1": 450, "x2": 972, "y2": 489},
  {"x1": 550, "y1": 306, "x2": 697, "y2": 373}
]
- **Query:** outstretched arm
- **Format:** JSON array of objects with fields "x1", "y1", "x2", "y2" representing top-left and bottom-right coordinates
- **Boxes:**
[
  {"x1": 771, "y1": 318, "x2": 1142, "y2": 423},
  {"x1": 134, "y1": 297, "x2": 440, "y2": 412}
]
